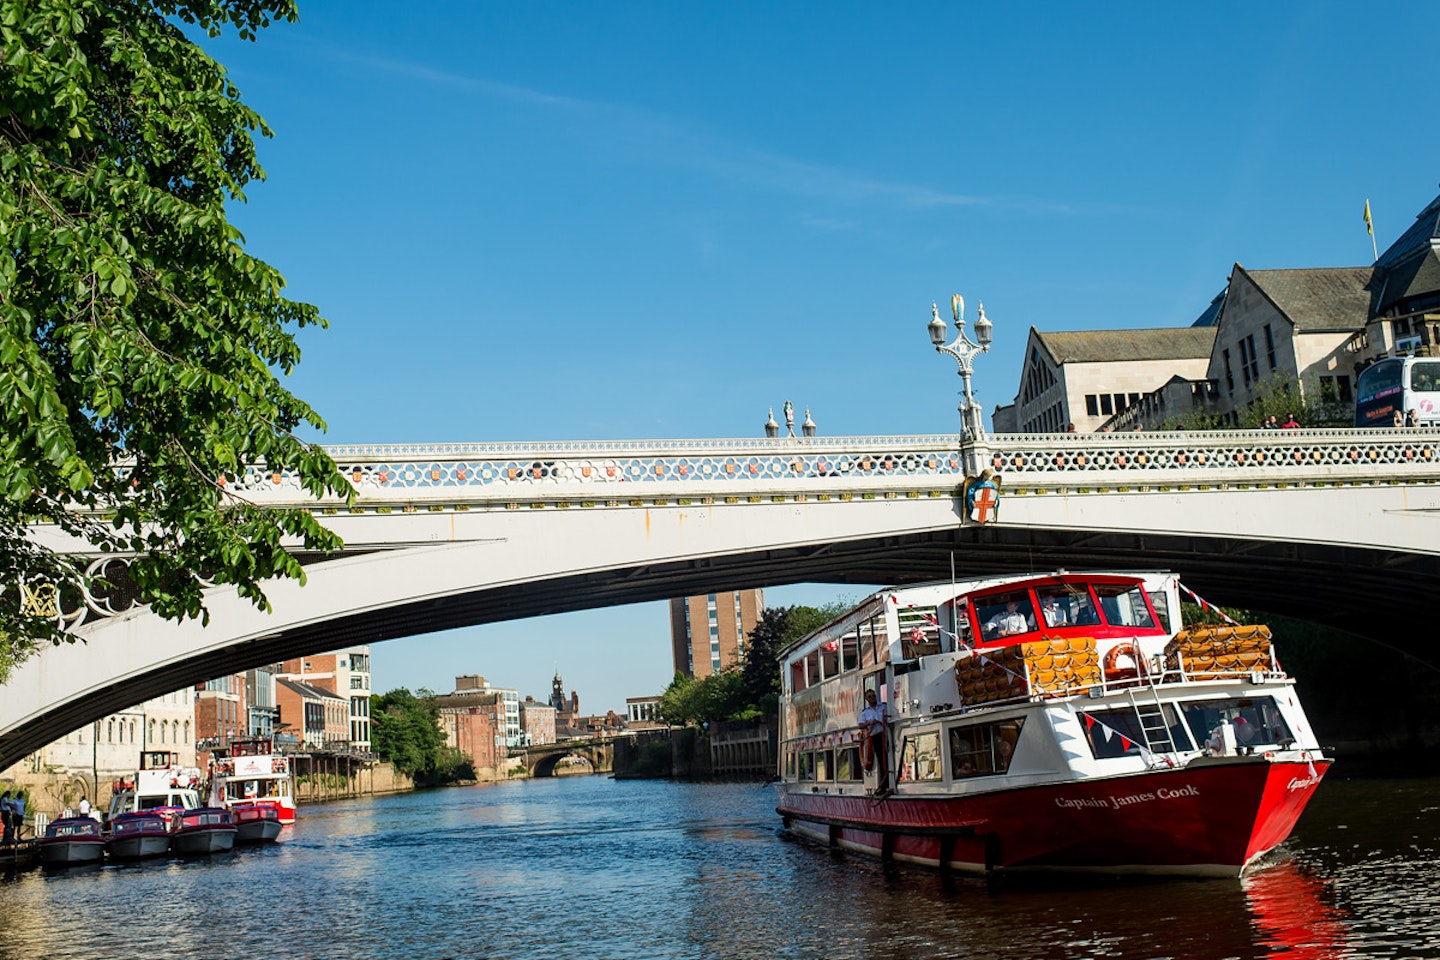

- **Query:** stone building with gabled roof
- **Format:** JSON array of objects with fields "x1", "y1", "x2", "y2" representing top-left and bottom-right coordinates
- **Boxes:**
[
  {"x1": 993, "y1": 185, "x2": 1440, "y2": 432},
  {"x1": 1363, "y1": 191, "x2": 1440, "y2": 357},
  {"x1": 1205, "y1": 264, "x2": 1374, "y2": 418},
  {"x1": 994, "y1": 325, "x2": 1216, "y2": 434}
]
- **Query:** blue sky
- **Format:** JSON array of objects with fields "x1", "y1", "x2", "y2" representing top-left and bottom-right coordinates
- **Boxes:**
[{"x1": 199, "y1": 2, "x2": 1440, "y2": 711}]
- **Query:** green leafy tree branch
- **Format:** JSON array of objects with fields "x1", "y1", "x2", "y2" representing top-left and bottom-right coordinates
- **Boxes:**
[{"x1": 0, "y1": 0, "x2": 348, "y2": 680}]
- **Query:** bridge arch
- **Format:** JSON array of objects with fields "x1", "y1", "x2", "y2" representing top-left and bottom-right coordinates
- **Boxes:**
[{"x1": 4, "y1": 431, "x2": 1438, "y2": 765}]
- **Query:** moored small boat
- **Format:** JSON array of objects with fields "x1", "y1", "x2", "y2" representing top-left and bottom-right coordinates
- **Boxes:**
[
  {"x1": 231, "y1": 801, "x2": 283, "y2": 844},
  {"x1": 170, "y1": 807, "x2": 237, "y2": 855},
  {"x1": 37, "y1": 817, "x2": 106, "y2": 865},
  {"x1": 106, "y1": 811, "x2": 172, "y2": 861}
]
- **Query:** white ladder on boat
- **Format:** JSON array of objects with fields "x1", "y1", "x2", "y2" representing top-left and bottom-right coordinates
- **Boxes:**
[{"x1": 1126, "y1": 687, "x2": 1177, "y2": 759}]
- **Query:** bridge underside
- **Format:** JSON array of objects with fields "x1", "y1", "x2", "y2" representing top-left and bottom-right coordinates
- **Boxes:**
[
  {"x1": 280, "y1": 527, "x2": 1429, "y2": 653},
  {"x1": 5, "y1": 522, "x2": 1432, "y2": 768}
]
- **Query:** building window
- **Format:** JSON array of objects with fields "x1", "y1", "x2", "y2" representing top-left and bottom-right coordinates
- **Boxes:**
[
  {"x1": 1338, "y1": 376, "x2": 1352, "y2": 402},
  {"x1": 1223, "y1": 349, "x2": 1234, "y2": 391},
  {"x1": 1247, "y1": 334, "x2": 1260, "y2": 382},
  {"x1": 1264, "y1": 324, "x2": 1276, "y2": 369},
  {"x1": 1085, "y1": 395, "x2": 1098, "y2": 416},
  {"x1": 1100, "y1": 394, "x2": 1114, "y2": 416}
]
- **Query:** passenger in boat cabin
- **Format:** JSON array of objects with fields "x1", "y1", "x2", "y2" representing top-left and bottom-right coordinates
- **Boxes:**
[
  {"x1": 1041, "y1": 598, "x2": 1068, "y2": 627},
  {"x1": 858, "y1": 689, "x2": 889, "y2": 784},
  {"x1": 983, "y1": 600, "x2": 1032, "y2": 638}
]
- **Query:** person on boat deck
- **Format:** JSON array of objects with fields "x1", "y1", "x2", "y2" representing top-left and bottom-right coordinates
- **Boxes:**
[
  {"x1": 1041, "y1": 599, "x2": 1068, "y2": 627},
  {"x1": 0, "y1": 791, "x2": 11, "y2": 844},
  {"x1": 985, "y1": 601, "x2": 1032, "y2": 637},
  {"x1": 78, "y1": 796, "x2": 91, "y2": 818},
  {"x1": 858, "y1": 689, "x2": 889, "y2": 785}
]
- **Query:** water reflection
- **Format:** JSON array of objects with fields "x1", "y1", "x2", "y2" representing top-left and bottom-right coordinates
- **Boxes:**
[
  {"x1": 0, "y1": 777, "x2": 1435, "y2": 960},
  {"x1": 1244, "y1": 862, "x2": 1349, "y2": 959}
]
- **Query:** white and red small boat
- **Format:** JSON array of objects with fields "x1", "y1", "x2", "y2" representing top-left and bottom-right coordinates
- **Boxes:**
[
  {"x1": 37, "y1": 816, "x2": 106, "y2": 865},
  {"x1": 211, "y1": 738, "x2": 297, "y2": 824},
  {"x1": 170, "y1": 807, "x2": 237, "y2": 855},
  {"x1": 231, "y1": 801, "x2": 283, "y2": 844},
  {"x1": 775, "y1": 571, "x2": 1330, "y2": 878},
  {"x1": 106, "y1": 811, "x2": 172, "y2": 860}
]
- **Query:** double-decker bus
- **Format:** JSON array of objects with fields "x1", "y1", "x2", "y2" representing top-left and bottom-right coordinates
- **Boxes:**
[{"x1": 1354, "y1": 355, "x2": 1440, "y2": 427}]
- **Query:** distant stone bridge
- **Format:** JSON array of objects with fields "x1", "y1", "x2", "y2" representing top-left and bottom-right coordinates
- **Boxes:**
[{"x1": 518, "y1": 737, "x2": 624, "y2": 777}]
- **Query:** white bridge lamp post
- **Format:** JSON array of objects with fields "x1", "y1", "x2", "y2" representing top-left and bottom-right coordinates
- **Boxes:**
[{"x1": 928, "y1": 293, "x2": 993, "y2": 448}]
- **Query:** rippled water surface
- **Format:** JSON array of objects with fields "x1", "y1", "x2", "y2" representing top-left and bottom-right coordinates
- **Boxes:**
[{"x1": 1, "y1": 775, "x2": 1436, "y2": 959}]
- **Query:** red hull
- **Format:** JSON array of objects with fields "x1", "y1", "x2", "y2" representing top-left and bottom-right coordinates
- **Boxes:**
[{"x1": 777, "y1": 757, "x2": 1329, "y2": 877}]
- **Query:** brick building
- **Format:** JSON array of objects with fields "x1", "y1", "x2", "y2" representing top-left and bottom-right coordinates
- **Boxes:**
[
  {"x1": 276, "y1": 678, "x2": 349, "y2": 750},
  {"x1": 275, "y1": 647, "x2": 372, "y2": 750},
  {"x1": 669, "y1": 589, "x2": 765, "y2": 679}
]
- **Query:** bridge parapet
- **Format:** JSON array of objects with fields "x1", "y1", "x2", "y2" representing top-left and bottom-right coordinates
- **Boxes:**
[{"x1": 217, "y1": 429, "x2": 1440, "y2": 507}]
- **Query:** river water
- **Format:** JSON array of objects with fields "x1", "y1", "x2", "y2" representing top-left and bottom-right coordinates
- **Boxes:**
[{"x1": 0, "y1": 774, "x2": 1435, "y2": 960}]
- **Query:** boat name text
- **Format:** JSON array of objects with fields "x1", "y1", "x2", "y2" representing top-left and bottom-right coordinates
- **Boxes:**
[{"x1": 1054, "y1": 784, "x2": 1200, "y2": 811}]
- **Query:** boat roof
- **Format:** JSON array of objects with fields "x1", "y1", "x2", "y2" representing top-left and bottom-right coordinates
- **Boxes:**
[{"x1": 780, "y1": 570, "x2": 1176, "y2": 656}]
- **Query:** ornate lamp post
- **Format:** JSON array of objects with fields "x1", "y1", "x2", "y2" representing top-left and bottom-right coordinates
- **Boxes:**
[{"x1": 928, "y1": 293, "x2": 993, "y2": 445}]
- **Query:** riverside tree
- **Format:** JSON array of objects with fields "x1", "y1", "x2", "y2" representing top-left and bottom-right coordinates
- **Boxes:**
[{"x1": 0, "y1": 1, "x2": 347, "y2": 680}]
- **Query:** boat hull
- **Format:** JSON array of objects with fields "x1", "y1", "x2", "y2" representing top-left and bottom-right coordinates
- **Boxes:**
[
  {"x1": 171, "y1": 827, "x2": 236, "y2": 855},
  {"x1": 37, "y1": 840, "x2": 106, "y2": 865},
  {"x1": 235, "y1": 819, "x2": 283, "y2": 844},
  {"x1": 777, "y1": 757, "x2": 1329, "y2": 877},
  {"x1": 107, "y1": 834, "x2": 171, "y2": 860}
]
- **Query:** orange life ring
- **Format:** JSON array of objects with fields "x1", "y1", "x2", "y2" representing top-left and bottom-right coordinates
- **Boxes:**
[{"x1": 1103, "y1": 642, "x2": 1146, "y2": 680}]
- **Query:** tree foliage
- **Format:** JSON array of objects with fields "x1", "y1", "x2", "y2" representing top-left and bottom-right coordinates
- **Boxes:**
[
  {"x1": 369, "y1": 688, "x2": 473, "y2": 785},
  {"x1": 662, "y1": 600, "x2": 856, "y2": 726},
  {"x1": 0, "y1": 0, "x2": 348, "y2": 679},
  {"x1": 1161, "y1": 374, "x2": 1351, "y2": 430}
]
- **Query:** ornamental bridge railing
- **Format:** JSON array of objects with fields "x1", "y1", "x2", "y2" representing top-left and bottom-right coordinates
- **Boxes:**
[{"x1": 220, "y1": 428, "x2": 1440, "y2": 508}]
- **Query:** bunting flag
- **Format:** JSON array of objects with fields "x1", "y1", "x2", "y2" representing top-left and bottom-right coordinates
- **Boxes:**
[
  {"x1": 1178, "y1": 582, "x2": 1240, "y2": 625},
  {"x1": 1082, "y1": 711, "x2": 1172, "y2": 766}
]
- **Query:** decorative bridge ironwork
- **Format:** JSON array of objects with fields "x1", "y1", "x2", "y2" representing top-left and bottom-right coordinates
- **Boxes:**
[{"x1": 221, "y1": 428, "x2": 1439, "y2": 502}]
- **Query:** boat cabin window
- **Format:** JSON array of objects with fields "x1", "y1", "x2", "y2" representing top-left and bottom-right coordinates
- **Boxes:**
[
  {"x1": 1180, "y1": 697, "x2": 1293, "y2": 751},
  {"x1": 1083, "y1": 706, "x2": 1190, "y2": 759},
  {"x1": 899, "y1": 606, "x2": 943, "y2": 658},
  {"x1": 789, "y1": 659, "x2": 806, "y2": 693},
  {"x1": 1035, "y1": 587, "x2": 1100, "y2": 629},
  {"x1": 1095, "y1": 583, "x2": 1158, "y2": 629},
  {"x1": 836, "y1": 745, "x2": 861, "y2": 782},
  {"x1": 898, "y1": 730, "x2": 943, "y2": 782},
  {"x1": 804, "y1": 651, "x2": 819, "y2": 687},
  {"x1": 798, "y1": 752, "x2": 815, "y2": 781},
  {"x1": 975, "y1": 592, "x2": 1038, "y2": 642},
  {"x1": 819, "y1": 639, "x2": 840, "y2": 679},
  {"x1": 949, "y1": 718, "x2": 1024, "y2": 778},
  {"x1": 815, "y1": 749, "x2": 834, "y2": 781},
  {"x1": 865, "y1": 614, "x2": 890, "y2": 666},
  {"x1": 841, "y1": 634, "x2": 860, "y2": 672},
  {"x1": 1146, "y1": 590, "x2": 1171, "y2": 632}
]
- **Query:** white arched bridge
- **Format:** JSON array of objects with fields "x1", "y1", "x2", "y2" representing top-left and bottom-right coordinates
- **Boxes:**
[{"x1": 4, "y1": 427, "x2": 1439, "y2": 765}]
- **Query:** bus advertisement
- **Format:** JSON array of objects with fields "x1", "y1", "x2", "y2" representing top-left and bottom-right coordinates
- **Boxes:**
[{"x1": 1355, "y1": 356, "x2": 1440, "y2": 427}]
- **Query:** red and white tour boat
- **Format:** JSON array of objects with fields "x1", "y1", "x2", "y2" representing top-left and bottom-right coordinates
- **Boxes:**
[
  {"x1": 211, "y1": 737, "x2": 297, "y2": 824},
  {"x1": 775, "y1": 571, "x2": 1330, "y2": 877}
]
